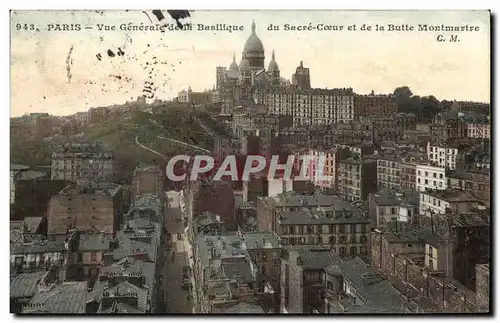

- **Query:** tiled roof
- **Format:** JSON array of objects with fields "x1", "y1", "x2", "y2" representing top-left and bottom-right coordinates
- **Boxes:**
[
  {"x1": 278, "y1": 207, "x2": 369, "y2": 225},
  {"x1": 78, "y1": 233, "x2": 113, "y2": 251},
  {"x1": 240, "y1": 232, "x2": 281, "y2": 249},
  {"x1": 10, "y1": 271, "x2": 49, "y2": 299},
  {"x1": 11, "y1": 240, "x2": 66, "y2": 255},
  {"x1": 23, "y1": 282, "x2": 88, "y2": 313},
  {"x1": 422, "y1": 189, "x2": 478, "y2": 202},
  {"x1": 288, "y1": 245, "x2": 342, "y2": 270},
  {"x1": 224, "y1": 302, "x2": 265, "y2": 313},
  {"x1": 23, "y1": 217, "x2": 44, "y2": 233},
  {"x1": 334, "y1": 258, "x2": 406, "y2": 313},
  {"x1": 103, "y1": 281, "x2": 148, "y2": 312}
]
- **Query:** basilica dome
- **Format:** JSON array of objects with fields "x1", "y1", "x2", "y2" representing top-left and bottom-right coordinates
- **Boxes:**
[
  {"x1": 243, "y1": 21, "x2": 264, "y2": 55},
  {"x1": 267, "y1": 50, "x2": 279, "y2": 72},
  {"x1": 227, "y1": 53, "x2": 239, "y2": 79},
  {"x1": 239, "y1": 57, "x2": 251, "y2": 70}
]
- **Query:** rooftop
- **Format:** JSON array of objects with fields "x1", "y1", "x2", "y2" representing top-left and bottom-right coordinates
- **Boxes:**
[
  {"x1": 261, "y1": 191, "x2": 356, "y2": 209},
  {"x1": 224, "y1": 302, "x2": 265, "y2": 314},
  {"x1": 379, "y1": 229, "x2": 431, "y2": 244},
  {"x1": 78, "y1": 232, "x2": 113, "y2": 251},
  {"x1": 286, "y1": 245, "x2": 342, "y2": 270},
  {"x1": 10, "y1": 271, "x2": 50, "y2": 299},
  {"x1": 446, "y1": 170, "x2": 490, "y2": 181},
  {"x1": 421, "y1": 188, "x2": 478, "y2": 202},
  {"x1": 278, "y1": 207, "x2": 369, "y2": 225},
  {"x1": 20, "y1": 170, "x2": 48, "y2": 180},
  {"x1": 451, "y1": 212, "x2": 490, "y2": 228},
  {"x1": 22, "y1": 281, "x2": 88, "y2": 313},
  {"x1": 332, "y1": 257, "x2": 406, "y2": 313},
  {"x1": 54, "y1": 142, "x2": 112, "y2": 154},
  {"x1": 11, "y1": 239, "x2": 67, "y2": 255},
  {"x1": 59, "y1": 182, "x2": 122, "y2": 197},
  {"x1": 126, "y1": 195, "x2": 163, "y2": 221},
  {"x1": 370, "y1": 189, "x2": 419, "y2": 207},
  {"x1": 11, "y1": 164, "x2": 29, "y2": 171}
]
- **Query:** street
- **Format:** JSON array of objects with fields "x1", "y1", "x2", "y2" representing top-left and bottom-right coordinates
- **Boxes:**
[{"x1": 163, "y1": 205, "x2": 193, "y2": 313}]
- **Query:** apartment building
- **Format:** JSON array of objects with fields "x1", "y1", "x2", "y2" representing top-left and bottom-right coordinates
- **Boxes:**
[
  {"x1": 254, "y1": 87, "x2": 355, "y2": 126},
  {"x1": 415, "y1": 163, "x2": 446, "y2": 192},
  {"x1": 256, "y1": 192, "x2": 354, "y2": 234},
  {"x1": 276, "y1": 206, "x2": 370, "y2": 257},
  {"x1": 337, "y1": 158, "x2": 377, "y2": 202},
  {"x1": 194, "y1": 235, "x2": 260, "y2": 313},
  {"x1": 368, "y1": 189, "x2": 419, "y2": 230},
  {"x1": 51, "y1": 142, "x2": 114, "y2": 182},
  {"x1": 446, "y1": 169, "x2": 490, "y2": 206},
  {"x1": 430, "y1": 112, "x2": 467, "y2": 143},
  {"x1": 281, "y1": 246, "x2": 341, "y2": 313},
  {"x1": 376, "y1": 155, "x2": 401, "y2": 190},
  {"x1": 301, "y1": 147, "x2": 350, "y2": 190},
  {"x1": 131, "y1": 165, "x2": 164, "y2": 200},
  {"x1": 354, "y1": 92, "x2": 397, "y2": 119},
  {"x1": 177, "y1": 87, "x2": 213, "y2": 105},
  {"x1": 47, "y1": 182, "x2": 130, "y2": 239},
  {"x1": 419, "y1": 189, "x2": 481, "y2": 216},
  {"x1": 427, "y1": 142, "x2": 460, "y2": 170}
]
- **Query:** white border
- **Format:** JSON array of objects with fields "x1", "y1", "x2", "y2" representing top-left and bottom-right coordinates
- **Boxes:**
[{"x1": 3, "y1": 1, "x2": 498, "y2": 322}]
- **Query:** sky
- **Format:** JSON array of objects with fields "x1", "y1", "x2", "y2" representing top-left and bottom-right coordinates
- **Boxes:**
[{"x1": 10, "y1": 10, "x2": 490, "y2": 117}]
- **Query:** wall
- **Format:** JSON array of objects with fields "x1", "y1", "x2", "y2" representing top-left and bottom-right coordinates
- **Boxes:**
[
  {"x1": 475, "y1": 264, "x2": 490, "y2": 313},
  {"x1": 47, "y1": 194, "x2": 115, "y2": 236},
  {"x1": 12, "y1": 179, "x2": 70, "y2": 220},
  {"x1": 390, "y1": 254, "x2": 477, "y2": 313}
]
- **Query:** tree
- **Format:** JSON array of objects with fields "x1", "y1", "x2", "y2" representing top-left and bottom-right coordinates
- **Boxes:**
[
  {"x1": 393, "y1": 86, "x2": 414, "y2": 113},
  {"x1": 393, "y1": 86, "x2": 413, "y2": 101}
]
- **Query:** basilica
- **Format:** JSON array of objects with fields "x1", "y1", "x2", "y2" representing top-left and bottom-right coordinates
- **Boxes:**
[{"x1": 216, "y1": 20, "x2": 283, "y2": 91}]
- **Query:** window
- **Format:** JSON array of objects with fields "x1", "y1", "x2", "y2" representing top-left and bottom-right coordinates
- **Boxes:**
[
  {"x1": 329, "y1": 225, "x2": 335, "y2": 234},
  {"x1": 433, "y1": 172, "x2": 437, "y2": 178},
  {"x1": 350, "y1": 236, "x2": 356, "y2": 243},
  {"x1": 360, "y1": 246, "x2": 367, "y2": 254},
  {"x1": 329, "y1": 236, "x2": 336, "y2": 244},
  {"x1": 350, "y1": 247, "x2": 357, "y2": 254},
  {"x1": 359, "y1": 235, "x2": 367, "y2": 244},
  {"x1": 91, "y1": 252, "x2": 97, "y2": 262},
  {"x1": 339, "y1": 247, "x2": 346, "y2": 255},
  {"x1": 327, "y1": 281, "x2": 334, "y2": 291},
  {"x1": 339, "y1": 225, "x2": 345, "y2": 233},
  {"x1": 339, "y1": 236, "x2": 346, "y2": 244},
  {"x1": 439, "y1": 174, "x2": 443, "y2": 179}
]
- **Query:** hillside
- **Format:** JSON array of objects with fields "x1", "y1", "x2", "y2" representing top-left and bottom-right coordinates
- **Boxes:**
[{"x1": 10, "y1": 104, "x2": 221, "y2": 183}]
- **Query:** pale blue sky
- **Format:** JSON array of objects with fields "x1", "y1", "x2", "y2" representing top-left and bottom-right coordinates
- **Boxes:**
[{"x1": 10, "y1": 10, "x2": 490, "y2": 116}]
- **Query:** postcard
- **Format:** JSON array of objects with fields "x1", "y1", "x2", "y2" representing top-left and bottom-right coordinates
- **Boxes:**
[{"x1": 10, "y1": 10, "x2": 491, "y2": 315}]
